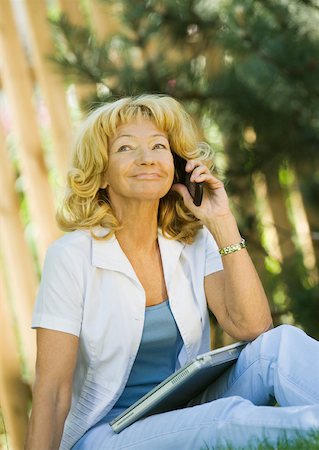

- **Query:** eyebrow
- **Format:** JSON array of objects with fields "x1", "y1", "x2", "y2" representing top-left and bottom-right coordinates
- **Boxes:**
[{"x1": 112, "y1": 133, "x2": 168, "y2": 143}]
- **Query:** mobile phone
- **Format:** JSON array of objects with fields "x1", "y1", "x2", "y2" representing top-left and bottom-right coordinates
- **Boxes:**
[{"x1": 173, "y1": 153, "x2": 203, "y2": 206}]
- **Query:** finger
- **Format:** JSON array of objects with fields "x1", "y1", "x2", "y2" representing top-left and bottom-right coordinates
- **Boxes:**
[
  {"x1": 190, "y1": 165, "x2": 210, "y2": 182},
  {"x1": 191, "y1": 173, "x2": 211, "y2": 183},
  {"x1": 185, "y1": 159, "x2": 203, "y2": 172},
  {"x1": 203, "y1": 175, "x2": 225, "y2": 190},
  {"x1": 191, "y1": 172, "x2": 225, "y2": 191}
]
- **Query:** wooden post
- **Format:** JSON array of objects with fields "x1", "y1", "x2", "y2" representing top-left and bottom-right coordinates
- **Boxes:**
[
  {"x1": 289, "y1": 170, "x2": 318, "y2": 279},
  {"x1": 23, "y1": 0, "x2": 73, "y2": 179},
  {"x1": 264, "y1": 170, "x2": 297, "y2": 262},
  {"x1": 295, "y1": 161, "x2": 319, "y2": 271},
  {"x1": 0, "y1": 123, "x2": 37, "y2": 380},
  {"x1": 89, "y1": 0, "x2": 122, "y2": 41},
  {"x1": 59, "y1": 0, "x2": 97, "y2": 108},
  {"x1": 0, "y1": 268, "x2": 31, "y2": 450},
  {"x1": 0, "y1": 0, "x2": 61, "y2": 264},
  {"x1": 253, "y1": 172, "x2": 283, "y2": 263},
  {"x1": 59, "y1": 0, "x2": 87, "y2": 26}
]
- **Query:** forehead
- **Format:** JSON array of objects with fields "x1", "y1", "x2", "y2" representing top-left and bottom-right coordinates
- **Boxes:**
[{"x1": 109, "y1": 119, "x2": 168, "y2": 142}]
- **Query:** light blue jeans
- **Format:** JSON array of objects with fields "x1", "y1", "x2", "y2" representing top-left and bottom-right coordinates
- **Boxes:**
[{"x1": 72, "y1": 325, "x2": 319, "y2": 449}]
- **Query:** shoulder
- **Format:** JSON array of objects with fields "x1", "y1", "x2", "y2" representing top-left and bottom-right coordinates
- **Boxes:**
[
  {"x1": 44, "y1": 229, "x2": 92, "y2": 269},
  {"x1": 49, "y1": 229, "x2": 91, "y2": 251}
]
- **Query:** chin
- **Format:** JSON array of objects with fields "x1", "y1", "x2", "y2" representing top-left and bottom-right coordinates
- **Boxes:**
[
  {"x1": 133, "y1": 193, "x2": 165, "y2": 201},
  {"x1": 132, "y1": 186, "x2": 171, "y2": 200},
  {"x1": 109, "y1": 184, "x2": 172, "y2": 203}
]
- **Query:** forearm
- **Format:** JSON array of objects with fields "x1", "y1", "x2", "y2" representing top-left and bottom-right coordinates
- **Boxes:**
[
  {"x1": 25, "y1": 385, "x2": 70, "y2": 450},
  {"x1": 206, "y1": 213, "x2": 273, "y2": 338}
]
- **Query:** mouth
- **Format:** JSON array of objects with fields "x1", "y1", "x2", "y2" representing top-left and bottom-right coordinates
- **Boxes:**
[{"x1": 133, "y1": 173, "x2": 162, "y2": 179}]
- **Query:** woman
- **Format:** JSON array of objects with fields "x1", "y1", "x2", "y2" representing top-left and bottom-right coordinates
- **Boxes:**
[{"x1": 25, "y1": 94, "x2": 319, "y2": 450}]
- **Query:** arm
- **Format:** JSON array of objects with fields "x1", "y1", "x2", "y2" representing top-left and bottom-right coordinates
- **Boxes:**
[
  {"x1": 204, "y1": 213, "x2": 273, "y2": 340},
  {"x1": 25, "y1": 328, "x2": 79, "y2": 450},
  {"x1": 172, "y1": 160, "x2": 273, "y2": 341}
]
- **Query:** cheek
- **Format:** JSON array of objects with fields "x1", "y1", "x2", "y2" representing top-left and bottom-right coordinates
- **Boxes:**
[
  {"x1": 104, "y1": 160, "x2": 123, "y2": 184},
  {"x1": 164, "y1": 155, "x2": 175, "y2": 179},
  {"x1": 168, "y1": 168, "x2": 175, "y2": 184}
]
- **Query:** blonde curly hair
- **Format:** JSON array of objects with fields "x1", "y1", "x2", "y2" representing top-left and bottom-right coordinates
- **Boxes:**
[{"x1": 57, "y1": 94, "x2": 214, "y2": 243}]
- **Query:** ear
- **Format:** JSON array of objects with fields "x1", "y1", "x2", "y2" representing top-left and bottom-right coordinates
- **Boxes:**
[{"x1": 100, "y1": 174, "x2": 109, "y2": 189}]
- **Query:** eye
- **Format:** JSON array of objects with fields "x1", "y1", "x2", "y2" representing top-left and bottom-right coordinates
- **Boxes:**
[
  {"x1": 153, "y1": 143, "x2": 168, "y2": 150},
  {"x1": 117, "y1": 145, "x2": 132, "y2": 152}
]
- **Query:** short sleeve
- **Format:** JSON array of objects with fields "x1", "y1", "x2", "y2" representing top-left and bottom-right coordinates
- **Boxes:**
[
  {"x1": 31, "y1": 243, "x2": 84, "y2": 336},
  {"x1": 204, "y1": 228, "x2": 224, "y2": 276}
]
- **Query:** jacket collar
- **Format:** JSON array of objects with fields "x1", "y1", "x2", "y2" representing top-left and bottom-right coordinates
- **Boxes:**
[{"x1": 91, "y1": 227, "x2": 185, "y2": 289}]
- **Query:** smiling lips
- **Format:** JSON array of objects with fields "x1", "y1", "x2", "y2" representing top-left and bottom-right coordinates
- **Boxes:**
[{"x1": 133, "y1": 173, "x2": 162, "y2": 179}]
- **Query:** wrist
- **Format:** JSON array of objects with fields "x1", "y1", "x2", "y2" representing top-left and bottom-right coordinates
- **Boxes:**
[
  {"x1": 219, "y1": 237, "x2": 247, "y2": 256},
  {"x1": 204, "y1": 213, "x2": 242, "y2": 248}
]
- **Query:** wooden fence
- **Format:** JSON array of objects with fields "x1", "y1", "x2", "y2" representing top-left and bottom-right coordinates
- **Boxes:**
[{"x1": 0, "y1": 1, "x2": 317, "y2": 448}]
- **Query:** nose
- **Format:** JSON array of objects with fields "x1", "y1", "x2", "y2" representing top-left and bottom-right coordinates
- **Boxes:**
[{"x1": 136, "y1": 145, "x2": 155, "y2": 165}]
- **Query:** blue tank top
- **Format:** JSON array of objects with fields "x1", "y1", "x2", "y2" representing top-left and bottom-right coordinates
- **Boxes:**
[{"x1": 102, "y1": 300, "x2": 183, "y2": 423}]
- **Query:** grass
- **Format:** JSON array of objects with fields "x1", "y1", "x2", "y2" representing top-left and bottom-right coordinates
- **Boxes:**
[{"x1": 200, "y1": 430, "x2": 319, "y2": 449}]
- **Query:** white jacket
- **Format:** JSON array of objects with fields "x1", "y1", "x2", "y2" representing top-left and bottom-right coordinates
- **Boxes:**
[{"x1": 32, "y1": 226, "x2": 223, "y2": 450}]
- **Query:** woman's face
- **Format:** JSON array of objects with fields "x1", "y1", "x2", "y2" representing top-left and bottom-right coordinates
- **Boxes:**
[{"x1": 104, "y1": 119, "x2": 175, "y2": 204}]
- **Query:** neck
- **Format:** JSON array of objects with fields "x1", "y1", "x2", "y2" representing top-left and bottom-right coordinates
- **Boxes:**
[{"x1": 113, "y1": 199, "x2": 160, "y2": 254}]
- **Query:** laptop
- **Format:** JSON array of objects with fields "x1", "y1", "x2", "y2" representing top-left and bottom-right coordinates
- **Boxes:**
[{"x1": 110, "y1": 341, "x2": 247, "y2": 433}]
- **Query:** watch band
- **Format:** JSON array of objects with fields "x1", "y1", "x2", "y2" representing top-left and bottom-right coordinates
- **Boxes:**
[{"x1": 219, "y1": 238, "x2": 247, "y2": 256}]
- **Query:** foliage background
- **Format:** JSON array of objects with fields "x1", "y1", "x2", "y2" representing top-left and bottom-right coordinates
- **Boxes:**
[{"x1": 50, "y1": 0, "x2": 319, "y2": 340}]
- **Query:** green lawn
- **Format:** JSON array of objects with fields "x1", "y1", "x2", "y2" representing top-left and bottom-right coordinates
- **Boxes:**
[{"x1": 200, "y1": 430, "x2": 319, "y2": 449}]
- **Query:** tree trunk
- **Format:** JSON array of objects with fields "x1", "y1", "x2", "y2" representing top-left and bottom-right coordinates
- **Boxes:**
[
  {"x1": 59, "y1": 0, "x2": 97, "y2": 109},
  {"x1": 264, "y1": 170, "x2": 297, "y2": 263},
  {"x1": 253, "y1": 172, "x2": 282, "y2": 263},
  {"x1": 289, "y1": 170, "x2": 318, "y2": 280},
  {"x1": 0, "y1": 0, "x2": 61, "y2": 264},
  {"x1": 229, "y1": 176, "x2": 266, "y2": 276},
  {"x1": 0, "y1": 270, "x2": 31, "y2": 450},
  {"x1": 89, "y1": 0, "x2": 122, "y2": 41},
  {"x1": 0, "y1": 124, "x2": 37, "y2": 380},
  {"x1": 222, "y1": 140, "x2": 268, "y2": 345},
  {"x1": 24, "y1": 0, "x2": 73, "y2": 179},
  {"x1": 294, "y1": 161, "x2": 319, "y2": 272}
]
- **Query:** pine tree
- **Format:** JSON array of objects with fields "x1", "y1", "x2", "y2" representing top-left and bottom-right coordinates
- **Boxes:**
[{"x1": 50, "y1": 0, "x2": 319, "y2": 337}]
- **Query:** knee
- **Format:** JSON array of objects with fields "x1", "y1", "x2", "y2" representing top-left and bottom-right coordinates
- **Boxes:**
[
  {"x1": 206, "y1": 396, "x2": 254, "y2": 421},
  {"x1": 258, "y1": 324, "x2": 305, "y2": 356},
  {"x1": 251, "y1": 324, "x2": 302, "y2": 342},
  {"x1": 240, "y1": 324, "x2": 307, "y2": 368},
  {"x1": 266, "y1": 324, "x2": 304, "y2": 340}
]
